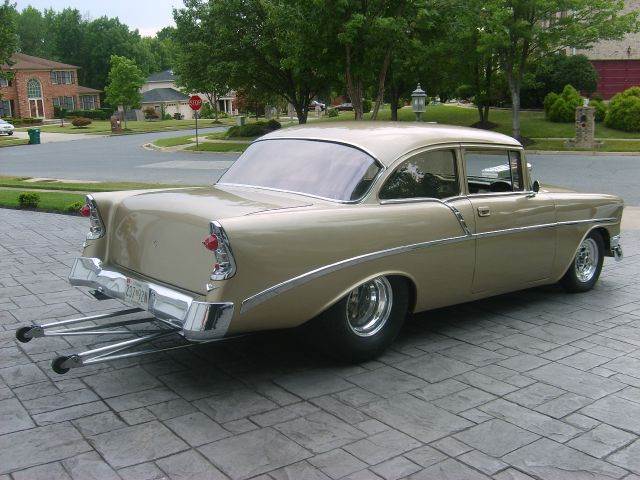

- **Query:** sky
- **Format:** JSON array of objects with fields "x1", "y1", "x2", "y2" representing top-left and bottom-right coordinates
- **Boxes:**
[{"x1": 14, "y1": 0, "x2": 181, "y2": 37}]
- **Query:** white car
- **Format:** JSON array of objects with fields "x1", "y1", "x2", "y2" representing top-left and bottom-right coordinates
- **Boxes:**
[{"x1": 0, "y1": 119, "x2": 15, "y2": 135}]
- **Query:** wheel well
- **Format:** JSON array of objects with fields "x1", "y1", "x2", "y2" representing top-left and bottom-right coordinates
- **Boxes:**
[
  {"x1": 593, "y1": 227, "x2": 611, "y2": 252},
  {"x1": 389, "y1": 275, "x2": 417, "y2": 313}
]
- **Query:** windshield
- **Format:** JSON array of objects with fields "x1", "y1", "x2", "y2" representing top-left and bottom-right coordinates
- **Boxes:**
[{"x1": 218, "y1": 139, "x2": 382, "y2": 202}]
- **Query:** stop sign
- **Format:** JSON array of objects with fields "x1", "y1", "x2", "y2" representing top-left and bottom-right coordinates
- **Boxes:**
[{"x1": 188, "y1": 95, "x2": 203, "y2": 111}]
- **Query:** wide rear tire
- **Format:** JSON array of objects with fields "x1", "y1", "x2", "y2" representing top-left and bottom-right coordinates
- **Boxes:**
[
  {"x1": 560, "y1": 230, "x2": 605, "y2": 293},
  {"x1": 306, "y1": 276, "x2": 409, "y2": 363}
]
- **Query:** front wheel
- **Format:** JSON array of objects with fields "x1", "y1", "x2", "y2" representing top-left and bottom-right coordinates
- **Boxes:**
[
  {"x1": 560, "y1": 231, "x2": 605, "y2": 293},
  {"x1": 306, "y1": 276, "x2": 409, "y2": 363}
]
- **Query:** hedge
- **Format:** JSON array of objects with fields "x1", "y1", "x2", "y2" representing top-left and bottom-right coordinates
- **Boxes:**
[
  {"x1": 605, "y1": 87, "x2": 640, "y2": 132},
  {"x1": 226, "y1": 119, "x2": 281, "y2": 138}
]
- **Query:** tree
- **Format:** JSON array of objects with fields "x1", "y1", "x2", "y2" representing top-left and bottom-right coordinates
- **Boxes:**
[
  {"x1": 104, "y1": 55, "x2": 145, "y2": 129},
  {"x1": 480, "y1": 0, "x2": 639, "y2": 140},
  {"x1": 16, "y1": 6, "x2": 44, "y2": 56},
  {"x1": 0, "y1": 1, "x2": 17, "y2": 68},
  {"x1": 173, "y1": 0, "x2": 337, "y2": 124}
]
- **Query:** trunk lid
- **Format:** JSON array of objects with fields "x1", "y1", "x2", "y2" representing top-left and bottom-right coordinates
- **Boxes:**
[{"x1": 108, "y1": 186, "x2": 312, "y2": 294}]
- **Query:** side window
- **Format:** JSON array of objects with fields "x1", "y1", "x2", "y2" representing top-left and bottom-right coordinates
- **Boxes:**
[
  {"x1": 379, "y1": 149, "x2": 459, "y2": 200},
  {"x1": 464, "y1": 149, "x2": 524, "y2": 194}
]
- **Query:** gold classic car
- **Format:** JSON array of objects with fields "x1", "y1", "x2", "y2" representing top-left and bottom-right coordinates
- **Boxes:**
[{"x1": 16, "y1": 123, "x2": 624, "y2": 373}]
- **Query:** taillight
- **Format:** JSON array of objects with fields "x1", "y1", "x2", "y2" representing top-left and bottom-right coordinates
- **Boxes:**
[
  {"x1": 80, "y1": 204, "x2": 91, "y2": 217},
  {"x1": 204, "y1": 221, "x2": 236, "y2": 280},
  {"x1": 84, "y1": 195, "x2": 105, "y2": 240}
]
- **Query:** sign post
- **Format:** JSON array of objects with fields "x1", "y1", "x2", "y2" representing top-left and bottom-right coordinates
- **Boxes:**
[{"x1": 188, "y1": 95, "x2": 203, "y2": 150}]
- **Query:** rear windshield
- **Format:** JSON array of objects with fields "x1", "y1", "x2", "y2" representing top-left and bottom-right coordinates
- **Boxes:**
[{"x1": 218, "y1": 139, "x2": 382, "y2": 201}]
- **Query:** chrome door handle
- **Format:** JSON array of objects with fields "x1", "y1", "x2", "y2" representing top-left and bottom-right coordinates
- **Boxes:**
[{"x1": 477, "y1": 206, "x2": 491, "y2": 217}]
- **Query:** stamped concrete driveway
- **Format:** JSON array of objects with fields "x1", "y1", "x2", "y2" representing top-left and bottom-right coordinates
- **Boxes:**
[{"x1": 1, "y1": 208, "x2": 640, "y2": 480}]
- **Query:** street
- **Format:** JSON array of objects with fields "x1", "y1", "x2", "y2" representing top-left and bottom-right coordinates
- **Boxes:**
[{"x1": 1, "y1": 133, "x2": 639, "y2": 205}]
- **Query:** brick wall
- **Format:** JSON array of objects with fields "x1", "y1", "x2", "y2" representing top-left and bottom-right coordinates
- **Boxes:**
[{"x1": 0, "y1": 69, "x2": 82, "y2": 118}]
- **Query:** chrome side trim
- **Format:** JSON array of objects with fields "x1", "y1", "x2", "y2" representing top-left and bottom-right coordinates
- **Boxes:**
[
  {"x1": 379, "y1": 197, "x2": 471, "y2": 236},
  {"x1": 240, "y1": 216, "x2": 618, "y2": 314},
  {"x1": 68, "y1": 257, "x2": 234, "y2": 341}
]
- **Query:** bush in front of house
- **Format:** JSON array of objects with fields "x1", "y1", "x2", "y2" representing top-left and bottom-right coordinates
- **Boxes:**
[
  {"x1": 591, "y1": 99, "x2": 607, "y2": 123},
  {"x1": 327, "y1": 108, "x2": 339, "y2": 118},
  {"x1": 226, "y1": 120, "x2": 282, "y2": 138},
  {"x1": 65, "y1": 201, "x2": 84, "y2": 214},
  {"x1": 544, "y1": 85, "x2": 582, "y2": 123},
  {"x1": 65, "y1": 109, "x2": 111, "y2": 120},
  {"x1": 8, "y1": 117, "x2": 43, "y2": 126},
  {"x1": 71, "y1": 117, "x2": 92, "y2": 128},
  {"x1": 18, "y1": 192, "x2": 40, "y2": 209},
  {"x1": 143, "y1": 107, "x2": 159, "y2": 120},
  {"x1": 605, "y1": 87, "x2": 640, "y2": 132}
]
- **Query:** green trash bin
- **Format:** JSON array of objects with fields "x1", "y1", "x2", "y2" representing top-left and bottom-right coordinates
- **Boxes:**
[{"x1": 27, "y1": 128, "x2": 41, "y2": 145}]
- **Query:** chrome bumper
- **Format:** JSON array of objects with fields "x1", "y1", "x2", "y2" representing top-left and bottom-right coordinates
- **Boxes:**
[
  {"x1": 611, "y1": 235, "x2": 623, "y2": 262},
  {"x1": 68, "y1": 257, "x2": 233, "y2": 341}
]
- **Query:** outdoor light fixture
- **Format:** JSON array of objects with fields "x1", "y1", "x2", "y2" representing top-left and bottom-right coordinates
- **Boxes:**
[{"x1": 411, "y1": 83, "x2": 427, "y2": 121}]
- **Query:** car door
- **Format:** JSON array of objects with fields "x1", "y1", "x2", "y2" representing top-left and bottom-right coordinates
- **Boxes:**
[
  {"x1": 378, "y1": 146, "x2": 476, "y2": 308},
  {"x1": 463, "y1": 146, "x2": 557, "y2": 294}
]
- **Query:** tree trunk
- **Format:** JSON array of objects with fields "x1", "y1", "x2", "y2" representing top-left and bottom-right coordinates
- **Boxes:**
[
  {"x1": 390, "y1": 86, "x2": 400, "y2": 121},
  {"x1": 213, "y1": 91, "x2": 219, "y2": 121},
  {"x1": 508, "y1": 72, "x2": 521, "y2": 140},
  {"x1": 344, "y1": 45, "x2": 364, "y2": 120},
  {"x1": 294, "y1": 103, "x2": 308, "y2": 124},
  {"x1": 477, "y1": 105, "x2": 485, "y2": 124},
  {"x1": 123, "y1": 106, "x2": 127, "y2": 130},
  {"x1": 371, "y1": 50, "x2": 392, "y2": 120}
]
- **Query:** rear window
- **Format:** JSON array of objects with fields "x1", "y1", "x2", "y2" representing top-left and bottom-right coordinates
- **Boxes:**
[{"x1": 218, "y1": 139, "x2": 382, "y2": 201}]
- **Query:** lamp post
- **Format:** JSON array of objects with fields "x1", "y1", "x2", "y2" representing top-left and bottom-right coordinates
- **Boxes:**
[{"x1": 411, "y1": 83, "x2": 427, "y2": 121}]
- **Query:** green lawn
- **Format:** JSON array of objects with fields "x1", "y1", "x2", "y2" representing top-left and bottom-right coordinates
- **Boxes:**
[
  {"x1": 153, "y1": 135, "x2": 197, "y2": 147},
  {"x1": 0, "y1": 135, "x2": 28, "y2": 147},
  {"x1": 21, "y1": 118, "x2": 233, "y2": 135},
  {"x1": 185, "y1": 142, "x2": 250, "y2": 152},
  {"x1": 0, "y1": 177, "x2": 186, "y2": 192},
  {"x1": 0, "y1": 189, "x2": 85, "y2": 213},
  {"x1": 529, "y1": 139, "x2": 640, "y2": 152},
  {"x1": 322, "y1": 105, "x2": 640, "y2": 140}
]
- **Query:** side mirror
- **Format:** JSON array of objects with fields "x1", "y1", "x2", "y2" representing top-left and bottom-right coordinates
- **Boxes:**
[{"x1": 532, "y1": 180, "x2": 540, "y2": 193}]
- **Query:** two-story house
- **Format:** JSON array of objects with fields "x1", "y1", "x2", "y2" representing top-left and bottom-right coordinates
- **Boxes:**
[{"x1": 0, "y1": 53, "x2": 102, "y2": 119}]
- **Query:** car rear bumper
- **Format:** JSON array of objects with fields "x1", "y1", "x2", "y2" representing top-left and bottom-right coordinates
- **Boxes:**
[{"x1": 68, "y1": 257, "x2": 233, "y2": 341}]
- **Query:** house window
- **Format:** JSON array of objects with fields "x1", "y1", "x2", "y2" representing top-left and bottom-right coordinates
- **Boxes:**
[
  {"x1": 0, "y1": 77, "x2": 8, "y2": 88},
  {"x1": 80, "y1": 95, "x2": 96, "y2": 110},
  {"x1": 53, "y1": 96, "x2": 76, "y2": 110},
  {"x1": 50, "y1": 71, "x2": 75, "y2": 85},
  {"x1": 27, "y1": 78, "x2": 42, "y2": 98},
  {"x1": 0, "y1": 100, "x2": 11, "y2": 117}
]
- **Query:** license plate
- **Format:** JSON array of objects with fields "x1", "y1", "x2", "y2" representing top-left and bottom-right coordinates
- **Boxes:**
[{"x1": 124, "y1": 278, "x2": 149, "y2": 309}]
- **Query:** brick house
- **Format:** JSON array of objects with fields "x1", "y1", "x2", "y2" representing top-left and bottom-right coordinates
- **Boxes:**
[
  {"x1": 575, "y1": 0, "x2": 640, "y2": 99},
  {"x1": 0, "y1": 53, "x2": 101, "y2": 119}
]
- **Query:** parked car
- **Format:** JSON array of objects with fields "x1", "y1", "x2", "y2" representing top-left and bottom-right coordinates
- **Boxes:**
[
  {"x1": 0, "y1": 119, "x2": 15, "y2": 135},
  {"x1": 335, "y1": 103, "x2": 354, "y2": 111},
  {"x1": 16, "y1": 123, "x2": 624, "y2": 373},
  {"x1": 310, "y1": 100, "x2": 326, "y2": 111}
]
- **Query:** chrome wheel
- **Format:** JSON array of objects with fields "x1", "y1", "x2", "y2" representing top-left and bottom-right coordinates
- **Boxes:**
[
  {"x1": 575, "y1": 238, "x2": 599, "y2": 282},
  {"x1": 345, "y1": 277, "x2": 393, "y2": 337}
]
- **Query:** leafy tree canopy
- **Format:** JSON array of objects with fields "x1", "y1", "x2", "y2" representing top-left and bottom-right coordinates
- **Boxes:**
[{"x1": 104, "y1": 55, "x2": 145, "y2": 126}]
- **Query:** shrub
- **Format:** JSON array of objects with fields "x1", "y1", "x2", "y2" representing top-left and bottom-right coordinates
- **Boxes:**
[
  {"x1": 173, "y1": 113, "x2": 184, "y2": 120},
  {"x1": 65, "y1": 201, "x2": 84, "y2": 214},
  {"x1": 71, "y1": 117, "x2": 92, "y2": 127},
  {"x1": 226, "y1": 120, "x2": 282, "y2": 138},
  {"x1": 18, "y1": 192, "x2": 40, "y2": 209},
  {"x1": 545, "y1": 85, "x2": 582, "y2": 122},
  {"x1": 605, "y1": 87, "x2": 640, "y2": 132},
  {"x1": 8, "y1": 117, "x2": 43, "y2": 126},
  {"x1": 327, "y1": 108, "x2": 339, "y2": 117},
  {"x1": 543, "y1": 92, "x2": 559, "y2": 116},
  {"x1": 143, "y1": 107, "x2": 159, "y2": 120},
  {"x1": 362, "y1": 99, "x2": 372, "y2": 114},
  {"x1": 455, "y1": 84, "x2": 474, "y2": 101},
  {"x1": 65, "y1": 109, "x2": 110, "y2": 120},
  {"x1": 591, "y1": 99, "x2": 607, "y2": 123}
]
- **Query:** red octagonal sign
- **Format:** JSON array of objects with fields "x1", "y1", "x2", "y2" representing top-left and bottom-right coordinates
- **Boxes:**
[{"x1": 188, "y1": 95, "x2": 203, "y2": 111}]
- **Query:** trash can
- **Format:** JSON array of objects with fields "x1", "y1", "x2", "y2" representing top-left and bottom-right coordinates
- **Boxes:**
[{"x1": 27, "y1": 128, "x2": 41, "y2": 145}]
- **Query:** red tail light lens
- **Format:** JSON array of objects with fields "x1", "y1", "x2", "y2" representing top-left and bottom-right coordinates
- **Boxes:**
[
  {"x1": 80, "y1": 204, "x2": 91, "y2": 217},
  {"x1": 203, "y1": 234, "x2": 219, "y2": 251}
]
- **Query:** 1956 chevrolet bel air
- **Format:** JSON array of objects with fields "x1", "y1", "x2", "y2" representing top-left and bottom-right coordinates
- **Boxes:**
[{"x1": 16, "y1": 123, "x2": 624, "y2": 373}]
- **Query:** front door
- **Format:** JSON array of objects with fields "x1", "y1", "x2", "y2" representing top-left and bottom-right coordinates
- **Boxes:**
[
  {"x1": 463, "y1": 147, "x2": 556, "y2": 293},
  {"x1": 29, "y1": 99, "x2": 44, "y2": 118}
]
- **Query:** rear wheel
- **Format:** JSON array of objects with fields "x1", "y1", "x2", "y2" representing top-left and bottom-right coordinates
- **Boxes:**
[
  {"x1": 560, "y1": 230, "x2": 604, "y2": 293},
  {"x1": 307, "y1": 276, "x2": 409, "y2": 363}
]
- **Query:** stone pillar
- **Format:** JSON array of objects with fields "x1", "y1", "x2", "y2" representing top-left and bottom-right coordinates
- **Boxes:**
[{"x1": 565, "y1": 105, "x2": 601, "y2": 149}]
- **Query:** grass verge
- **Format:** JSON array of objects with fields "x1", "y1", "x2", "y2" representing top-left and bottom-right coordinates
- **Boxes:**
[
  {"x1": 0, "y1": 189, "x2": 85, "y2": 214},
  {"x1": 19, "y1": 118, "x2": 234, "y2": 135},
  {"x1": 0, "y1": 177, "x2": 186, "y2": 192},
  {"x1": 0, "y1": 136, "x2": 28, "y2": 147},
  {"x1": 153, "y1": 135, "x2": 197, "y2": 147},
  {"x1": 529, "y1": 139, "x2": 640, "y2": 152},
  {"x1": 185, "y1": 142, "x2": 249, "y2": 152}
]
